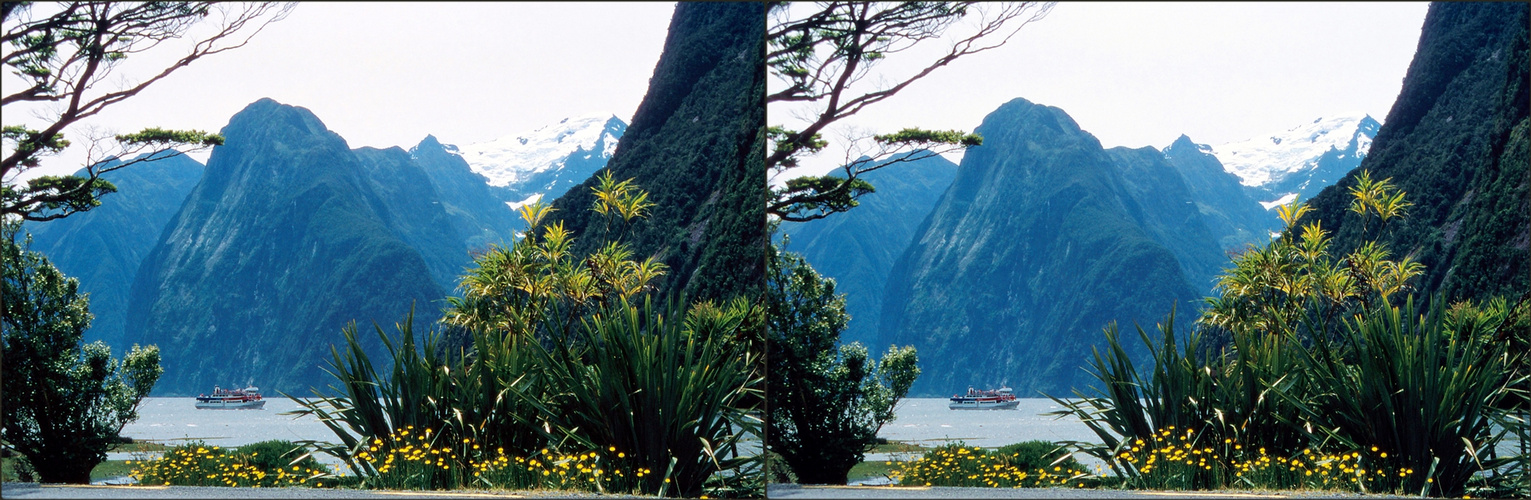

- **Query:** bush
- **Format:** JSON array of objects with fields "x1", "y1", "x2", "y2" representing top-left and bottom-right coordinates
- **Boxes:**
[
  {"x1": 130, "y1": 440, "x2": 332, "y2": 488},
  {"x1": 2, "y1": 221, "x2": 163, "y2": 484},
  {"x1": 995, "y1": 440, "x2": 1082, "y2": 472},
  {"x1": 236, "y1": 440, "x2": 327, "y2": 476},
  {"x1": 892, "y1": 443, "x2": 1089, "y2": 488}
]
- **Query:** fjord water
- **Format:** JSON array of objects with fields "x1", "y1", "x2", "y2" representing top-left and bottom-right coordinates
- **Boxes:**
[
  {"x1": 875, "y1": 398, "x2": 1109, "y2": 474},
  {"x1": 119, "y1": 397, "x2": 335, "y2": 447},
  {"x1": 881, "y1": 398, "x2": 1100, "y2": 449},
  {"x1": 119, "y1": 397, "x2": 1094, "y2": 454}
]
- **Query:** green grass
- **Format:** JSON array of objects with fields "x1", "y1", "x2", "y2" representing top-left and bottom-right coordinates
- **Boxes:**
[
  {"x1": 2, "y1": 439, "x2": 188, "y2": 483},
  {"x1": 110, "y1": 441, "x2": 169, "y2": 453},
  {"x1": 847, "y1": 460, "x2": 900, "y2": 483},
  {"x1": 849, "y1": 440, "x2": 929, "y2": 483},
  {"x1": 2, "y1": 456, "x2": 16, "y2": 482},
  {"x1": 869, "y1": 441, "x2": 928, "y2": 454},
  {"x1": 89, "y1": 460, "x2": 134, "y2": 482}
]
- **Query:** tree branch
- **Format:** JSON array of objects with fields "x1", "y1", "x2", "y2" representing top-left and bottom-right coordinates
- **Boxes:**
[
  {"x1": 2, "y1": 2, "x2": 292, "y2": 221},
  {"x1": 765, "y1": 2, "x2": 1053, "y2": 222}
]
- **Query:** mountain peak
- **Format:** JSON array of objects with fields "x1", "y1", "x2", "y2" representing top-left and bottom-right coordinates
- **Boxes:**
[
  {"x1": 451, "y1": 113, "x2": 627, "y2": 188},
  {"x1": 224, "y1": 98, "x2": 333, "y2": 143},
  {"x1": 975, "y1": 97, "x2": 1100, "y2": 154},
  {"x1": 248, "y1": 97, "x2": 282, "y2": 108},
  {"x1": 996, "y1": 96, "x2": 1038, "y2": 109},
  {"x1": 1164, "y1": 134, "x2": 1216, "y2": 158},
  {"x1": 410, "y1": 135, "x2": 461, "y2": 158},
  {"x1": 234, "y1": 97, "x2": 306, "y2": 118},
  {"x1": 1168, "y1": 134, "x2": 1197, "y2": 150},
  {"x1": 1207, "y1": 113, "x2": 1378, "y2": 188}
]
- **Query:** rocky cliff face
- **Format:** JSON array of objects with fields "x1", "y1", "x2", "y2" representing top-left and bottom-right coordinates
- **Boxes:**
[
  {"x1": 124, "y1": 98, "x2": 445, "y2": 396},
  {"x1": 780, "y1": 152, "x2": 959, "y2": 350},
  {"x1": 1102, "y1": 145, "x2": 1227, "y2": 295},
  {"x1": 407, "y1": 135, "x2": 524, "y2": 252},
  {"x1": 881, "y1": 98, "x2": 1203, "y2": 397},
  {"x1": 1303, "y1": 2, "x2": 1528, "y2": 303},
  {"x1": 24, "y1": 152, "x2": 204, "y2": 353},
  {"x1": 1162, "y1": 135, "x2": 1280, "y2": 252},
  {"x1": 543, "y1": 2, "x2": 765, "y2": 302}
]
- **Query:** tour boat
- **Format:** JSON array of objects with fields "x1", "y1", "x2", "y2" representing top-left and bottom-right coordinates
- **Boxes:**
[
  {"x1": 194, "y1": 385, "x2": 266, "y2": 410},
  {"x1": 948, "y1": 386, "x2": 1019, "y2": 410}
]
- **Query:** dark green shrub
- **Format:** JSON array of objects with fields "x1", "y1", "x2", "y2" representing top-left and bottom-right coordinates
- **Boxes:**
[
  {"x1": 236, "y1": 440, "x2": 327, "y2": 475},
  {"x1": 130, "y1": 440, "x2": 331, "y2": 488},
  {"x1": 893, "y1": 442, "x2": 1088, "y2": 488},
  {"x1": 1276, "y1": 297, "x2": 1523, "y2": 497},
  {"x1": 995, "y1": 440, "x2": 1082, "y2": 472}
]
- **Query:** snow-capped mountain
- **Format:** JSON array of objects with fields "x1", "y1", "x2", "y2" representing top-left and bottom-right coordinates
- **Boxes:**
[
  {"x1": 449, "y1": 113, "x2": 626, "y2": 203},
  {"x1": 1204, "y1": 113, "x2": 1381, "y2": 207}
]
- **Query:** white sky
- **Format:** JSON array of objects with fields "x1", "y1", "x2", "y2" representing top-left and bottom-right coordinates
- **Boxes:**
[
  {"x1": 7, "y1": 2, "x2": 676, "y2": 180},
  {"x1": 9, "y1": 2, "x2": 1432, "y2": 185},
  {"x1": 772, "y1": 2, "x2": 1431, "y2": 179}
]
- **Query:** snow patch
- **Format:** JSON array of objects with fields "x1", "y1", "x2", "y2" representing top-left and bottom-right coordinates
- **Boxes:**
[
  {"x1": 1208, "y1": 113, "x2": 1374, "y2": 188},
  {"x1": 506, "y1": 193, "x2": 544, "y2": 211},
  {"x1": 1260, "y1": 192, "x2": 1299, "y2": 210},
  {"x1": 451, "y1": 113, "x2": 623, "y2": 187}
]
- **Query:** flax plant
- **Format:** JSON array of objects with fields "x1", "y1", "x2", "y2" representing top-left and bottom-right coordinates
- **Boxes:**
[
  {"x1": 1050, "y1": 172, "x2": 1525, "y2": 494},
  {"x1": 289, "y1": 176, "x2": 762, "y2": 496},
  {"x1": 1272, "y1": 297, "x2": 1525, "y2": 497},
  {"x1": 517, "y1": 297, "x2": 764, "y2": 498}
]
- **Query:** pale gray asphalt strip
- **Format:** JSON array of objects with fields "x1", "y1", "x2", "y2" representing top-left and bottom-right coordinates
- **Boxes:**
[
  {"x1": 766, "y1": 484, "x2": 1417, "y2": 499},
  {"x1": 1, "y1": 483, "x2": 647, "y2": 499},
  {"x1": 3, "y1": 483, "x2": 1420, "y2": 499}
]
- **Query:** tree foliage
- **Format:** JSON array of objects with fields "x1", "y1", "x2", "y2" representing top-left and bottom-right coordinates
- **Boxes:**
[
  {"x1": 766, "y1": 1, "x2": 1052, "y2": 222},
  {"x1": 1, "y1": 219, "x2": 162, "y2": 484},
  {"x1": 1200, "y1": 172, "x2": 1425, "y2": 344},
  {"x1": 766, "y1": 234, "x2": 919, "y2": 484},
  {"x1": 1, "y1": 1, "x2": 292, "y2": 221},
  {"x1": 442, "y1": 171, "x2": 667, "y2": 344}
]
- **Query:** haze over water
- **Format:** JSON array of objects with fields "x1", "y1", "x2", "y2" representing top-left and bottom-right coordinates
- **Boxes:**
[
  {"x1": 880, "y1": 398, "x2": 1102, "y2": 449},
  {"x1": 120, "y1": 397, "x2": 336, "y2": 447}
]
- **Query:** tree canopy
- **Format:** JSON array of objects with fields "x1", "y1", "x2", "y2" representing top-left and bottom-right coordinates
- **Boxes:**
[
  {"x1": 1, "y1": 219, "x2": 163, "y2": 483},
  {"x1": 766, "y1": 233, "x2": 919, "y2": 484}
]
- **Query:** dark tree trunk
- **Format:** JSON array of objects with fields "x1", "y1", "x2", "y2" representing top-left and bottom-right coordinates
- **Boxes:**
[
  {"x1": 32, "y1": 453, "x2": 98, "y2": 484},
  {"x1": 787, "y1": 452, "x2": 858, "y2": 485}
]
